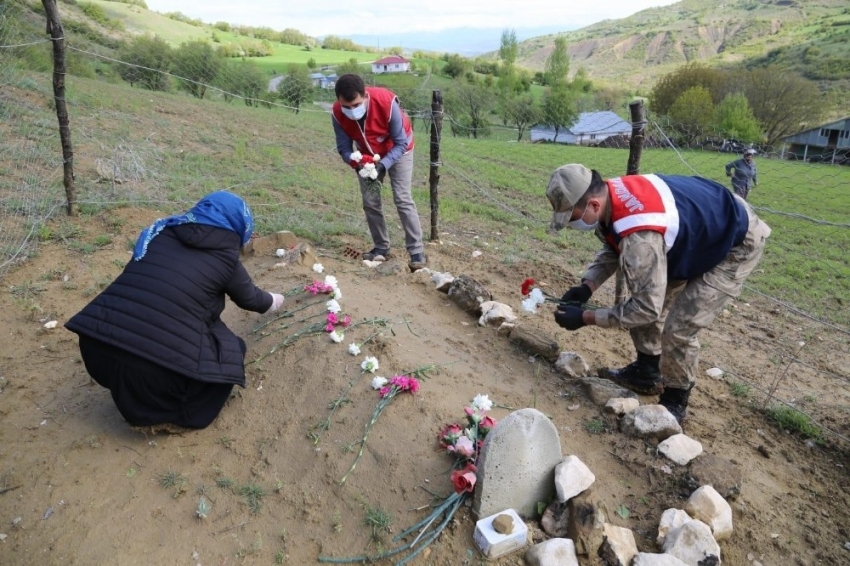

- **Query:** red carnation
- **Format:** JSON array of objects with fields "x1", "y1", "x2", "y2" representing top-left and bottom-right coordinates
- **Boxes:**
[{"x1": 521, "y1": 278, "x2": 535, "y2": 296}]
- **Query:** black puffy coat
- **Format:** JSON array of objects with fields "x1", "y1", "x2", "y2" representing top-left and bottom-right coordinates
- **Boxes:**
[{"x1": 65, "y1": 224, "x2": 272, "y2": 387}]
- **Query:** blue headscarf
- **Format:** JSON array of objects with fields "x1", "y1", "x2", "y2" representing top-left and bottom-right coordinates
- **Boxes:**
[{"x1": 132, "y1": 191, "x2": 254, "y2": 261}]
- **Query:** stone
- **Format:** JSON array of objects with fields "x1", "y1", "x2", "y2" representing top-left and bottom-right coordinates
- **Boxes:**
[
  {"x1": 376, "y1": 261, "x2": 402, "y2": 275},
  {"x1": 554, "y1": 455, "x2": 596, "y2": 502},
  {"x1": 473, "y1": 508, "x2": 528, "y2": 560},
  {"x1": 604, "y1": 398, "x2": 640, "y2": 416},
  {"x1": 657, "y1": 508, "x2": 692, "y2": 546},
  {"x1": 687, "y1": 454, "x2": 743, "y2": 500},
  {"x1": 658, "y1": 434, "x2": 704, "y2": 466},
  {"x1": 620, "y1": 405, "x2": 683, "y2": 440},
  {"x1": 526, "y1": 538, "x2": 579, "y2": 566},
  {"x1": 541, "y1": 500, "x2": 569, "y2": 538},
  {"x1": 599, "y1": 523, "x2": 638, "y2": 566},
  {"x1": 508, "y1": 326, "x2": 560, "y2": 362},
  {"x1": 478, "y1": 301, "x2": 518, "y2": 328},
  {"x1": 705, "y1": 367, "x2": 724, "y2": 379},
  {"x1": 431, "y1": 271, "x2": 454, "y2": 293},
  {"x1": 567, "y1": 489, "x2": 608, "y2": 557},
  {"x1": 447, "y1": 275, "x2": 492, "y2": 314},
  {"x1": 555, "y1": 352, "x2": 590, "y2": 378},
  {"x1": 497, "y1": 322, "x2": 516, "y2": 336},
  {"x1": 685, "y1": 486, "x2": 733, "y2": 541},
  {"x1": 632, "y1": 553, "x2": 689, "y2": 566},
  {"x1": 662, "y1": 520, "x2": 721, "y2": 565},
  {"x1": 473, "y1": 408, "x2": 563, "y2": 518},
  {"x1": 581, "y1": 378, "x2": 638, "y2": 406},
  {"x1": 493, "y1": 514, "x2": 514, "y2": 534},
  {"x1": 43, "y1": 320, "x2": 59, "y2": 330}
]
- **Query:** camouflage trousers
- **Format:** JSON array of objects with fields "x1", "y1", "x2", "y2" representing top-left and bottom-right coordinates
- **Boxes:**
[{"x1": 631, "y1": 198, "x2": 771, "y2": 389}]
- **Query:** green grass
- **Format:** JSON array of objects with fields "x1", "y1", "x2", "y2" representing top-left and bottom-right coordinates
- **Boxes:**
[
  {"x1": 239, "y1": 483, "x2": 267, "y2": 514},
  {"x1": 766, "y1": 404, "x2": 824, "y2": 444}
]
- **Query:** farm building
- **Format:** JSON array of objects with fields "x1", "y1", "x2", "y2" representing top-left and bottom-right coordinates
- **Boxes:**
[
  {"x1": 371, "y1": 56, "x2": 411, "y2": 74},
  {"x1": 781, "y1": 117, "x2": 850, "y2": 164},
  {"x1": 530, "y1": 111, "x2": 631, "y2": 145},
  {"x1": 308, "y1": 73, "x2": 338, "y2": 89}
]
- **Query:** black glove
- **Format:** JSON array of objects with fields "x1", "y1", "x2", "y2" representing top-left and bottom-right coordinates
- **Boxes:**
[
  {"x1": 559, "y1": 283, "x2": 592, "y2": 307},
  {"x1": 554, "y1": 306, "x2": 585, "y2": 331},
  {"x1": 376, "y1": 163, "x2": 387, "y2": 183}
]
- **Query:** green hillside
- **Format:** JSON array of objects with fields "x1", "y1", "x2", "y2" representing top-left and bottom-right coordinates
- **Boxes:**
[{"x1": 508, "y1": 0, "x2": 850, "y2": 96}]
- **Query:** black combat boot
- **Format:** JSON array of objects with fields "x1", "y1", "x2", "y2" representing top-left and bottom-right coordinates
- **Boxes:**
[
  {"x1": 599, "y1": 351, "x2": 663, "y2": 394},
  {"x1": 659, "y1": 385, "x2": 693, "y2": 424}
]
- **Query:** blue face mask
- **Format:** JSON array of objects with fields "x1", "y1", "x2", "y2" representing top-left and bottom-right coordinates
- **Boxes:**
[
  {"x1": 568, "y1": 204, "x2": 598, "y2": 231},
  {"x1": 341, "y1": 103, "x2": 366, "y2": 120}
]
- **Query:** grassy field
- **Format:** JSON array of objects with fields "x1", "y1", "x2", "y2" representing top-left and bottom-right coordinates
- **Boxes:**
[{"x1": 4, "y1": 65, "x2": 849, "y2": 327}]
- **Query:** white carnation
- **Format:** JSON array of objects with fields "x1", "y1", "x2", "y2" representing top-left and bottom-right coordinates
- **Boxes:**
[
  {"x1": 348, "y1": 343, "x2": 361, "y2": 356},
  {"x1": 350, "y1": 151, "x2": 362, "y2": 162},
  {"x1": 361, "y1": 356, "x2": 379, "y2": 373},
  {"x1": 329, "y1": 330, "x2": 344, "y2": 343},
  {"x1": 521, "y1": 297, "x2": 539, "y2": 313},
  {"x1": 371, "y1": 376, "x2": 388, "y2": 390},
  {"x1": 324, "y1": 275, "x2": 339, "y2": 289},
  {"x1": 312, "y1": 263, "x2": 324, "y2": 273},
  {"x1": 472, "y1": 394, "x2": 493, "y2": 412},
  {"x1": 332, "y1": 287, "x2": 342, "y2": 300},
  {"x1": 529, "y1": 288, "x2": 546, "y2": 305},
  {"x1": 326, "y1": 299, "x2": 341, "y2": 313}
]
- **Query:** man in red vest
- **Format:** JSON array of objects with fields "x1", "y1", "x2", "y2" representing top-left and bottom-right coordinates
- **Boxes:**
[
  {"x1": 332, "y1": 74, "x2": 426, "y2": 271},
  {"x1": 546, "y1": 164, "x2": 771, "y2": 424}
]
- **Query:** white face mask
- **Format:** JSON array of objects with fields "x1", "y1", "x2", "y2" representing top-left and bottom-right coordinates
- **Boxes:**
[
  {"x1": 341, "y1": 103, "x2": 366, "y2": 120},
  {"x1": 568, "y1": 204, "x2": 598, "y2": 231}
]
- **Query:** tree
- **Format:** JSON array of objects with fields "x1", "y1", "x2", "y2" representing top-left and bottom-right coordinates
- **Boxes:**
[
  {"x1": 668, "y1": 86, "x2": 715, "y2": 146},
  {"x1": 117, "y1": 35, "x2": 172, "y2": 91},
  {"x1": 337, "y1": 58, "x2": 361, "y2": 75},
  {"x1": 739, "y1": 67, "x2": 826, "y2": 146},
  {"x1": 713, "y1": 93, "x2": 762, "y2": 143},
  {"x1": 277, "y1": 64, "x2": 314, "y2": 114},
  {"x1": 502, "y1": 93, "x2": 541, "y2": 141},
  {"x1": 446, "y1": 82, "x2": 494, "y2": 139},
  {"x1": 543, "y1": 85, "x2": 577, "y2": 140},
  {"x1": 649, "y1": 62, "x2": 724, "y2": 116},
  {"x1": 214, "y1": 60, "x2": 267, "y2": 106},
  {"x1": 172, "y1": 40, "x2": 222, "y2": 99},
  {"x1": 544, "y1": 37, "x2": 570, "y2": 89},
  {"x1": 442, "y1": 54, "x2": 468, "y2": 79},
  {"x1": 306, "y1": 57, "x2": 317, "y2": 70},
  {"x1": 498, "y1": 28, "x2": 518, "y2": 91}
]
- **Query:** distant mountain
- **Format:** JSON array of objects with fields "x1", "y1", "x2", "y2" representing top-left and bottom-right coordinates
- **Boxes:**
[
  {"x1": 344, "y1": 26, "x2": 578, "y2": 56},
  {"x1": 489, "y1": 0, "x2": 850, "y2": 95}
]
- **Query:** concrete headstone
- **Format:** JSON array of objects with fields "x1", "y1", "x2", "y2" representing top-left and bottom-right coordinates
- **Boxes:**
[{"x1": 473, "y1": 408, "x2": 563, "y2": 518}]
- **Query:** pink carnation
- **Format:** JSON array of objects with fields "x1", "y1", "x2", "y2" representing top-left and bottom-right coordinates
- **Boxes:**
[
  {"x1": 327, "y1": 312, "x2": 339, "y2": 325},
  {"x1": 342, "y1": 315, "x2": 352, "y2": 327},
  {"x1": 324, "y1": 322, "x2": 335, "y2": 333}
]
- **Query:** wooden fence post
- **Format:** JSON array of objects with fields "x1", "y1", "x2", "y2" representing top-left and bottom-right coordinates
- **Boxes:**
[
  {"x1": 429, "y1": 90, "x2": 443, "y2": 241},
  {"x1": 41, "y1": 0, "x2": 77, "y2": 216},
  {"x1": 614, "y1": 100, "x2": 647, "y2": 303}
]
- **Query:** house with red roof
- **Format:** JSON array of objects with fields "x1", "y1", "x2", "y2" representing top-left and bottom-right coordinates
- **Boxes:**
[{"x1": 371, "y1": 56, "x2": 411, "y2": 74}]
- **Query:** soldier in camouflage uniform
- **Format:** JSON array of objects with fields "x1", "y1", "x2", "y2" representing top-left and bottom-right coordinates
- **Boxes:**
[{"x1": 545, "y1": 164, "x2": 771, "y2": 423}]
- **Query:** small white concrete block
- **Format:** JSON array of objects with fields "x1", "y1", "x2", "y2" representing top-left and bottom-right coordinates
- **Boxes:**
[{"x1": 473, "y1": 508, "x2": 528, "y2": 560}]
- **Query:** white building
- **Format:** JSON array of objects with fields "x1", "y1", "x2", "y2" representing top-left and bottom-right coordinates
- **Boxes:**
[
  {"x1": 531, "y1": 111, "x2": 632, "y2": 145},
  {"x1": 371, "y1": 56, "x2": 411, "y2": 74}
]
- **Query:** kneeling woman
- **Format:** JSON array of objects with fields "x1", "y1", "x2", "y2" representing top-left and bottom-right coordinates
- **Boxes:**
[{"x1": 65, "y1": 191, "x2": 284, "y2": 429}]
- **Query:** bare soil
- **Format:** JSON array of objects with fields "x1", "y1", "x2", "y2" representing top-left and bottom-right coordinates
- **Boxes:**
[{"x1": 1, "y1": 208, "x2": 849, "y2": 565}]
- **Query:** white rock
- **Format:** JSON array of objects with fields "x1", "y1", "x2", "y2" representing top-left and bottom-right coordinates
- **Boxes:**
[
  {"x1": 705, "y1": 367, "x2": 724, "y2": 379},
  {"x1": 472, "y1": 250, "x2": 483, "y2": 258},
  {"x1": 845, "y1": 541, "x2": 850, "y2": 551},
  {"x1": 554, "y1": 351, "x2": 589, "y2": 378},
  {"x1": 599, "y1": 523, "x2": 638, "y2": 565},
  {"x1": 658, "y1": 434, "x2": 704, "y2": 466},
  {"x1": 525, "y1": 538, "x2": 579, "y2": 566},
  {"x1": 604, "y1": 397, "x2": 640, "y2": 416},
  {"x1": 554, "y1": 455, "x2": 595, "y2": 502},
  {"x1": 478, "y1": 301, "x2": 518, "y2": 328},
  {"x1": 497, "y1": 322, "x2": 516, "y2": 336},
  {"x1": 685, "y1": 485, "x2": 733, "y2": 541},
  {"x1": 43, "y1": 320, "x2": 58, "y2": 329},
  {"x1": 0, "y1": 533, "x2": 7, "y2": 542},
  {"x1": 362, "y1": 260, "x2": 382, "y2": 268},
  {"x1": 632, "y1": 553, "x2": 689, "y2": 566},
  {"x1": 662, "y1": 520, "x2": 721, "y2": 565},
  {"x1": 657, "y1": 508, "x2": 692, "y2": 546},
  {"x1": 431, "y1": 271, "x2": 454, "y2": 292},
  {"x1": 620, "y1": 405, "x2": 682, "y2": 440}
]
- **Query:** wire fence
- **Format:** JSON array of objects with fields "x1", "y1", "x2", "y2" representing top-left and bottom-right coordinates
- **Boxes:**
[{"x1": 1, "y1": 3, "x2": 848, "y2": 444}]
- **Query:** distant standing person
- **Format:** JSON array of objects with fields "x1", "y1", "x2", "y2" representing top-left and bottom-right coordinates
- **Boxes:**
[
  {"x1": 725, "y1": 148, "x2": 758, "y2": 200},
  {"x1": 331, "y1": 73, "x2": 426, "y2": 272}
]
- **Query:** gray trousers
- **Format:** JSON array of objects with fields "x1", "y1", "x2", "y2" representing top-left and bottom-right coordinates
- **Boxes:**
[
  {"x1": 631, "y1": 198, "x2": 771, "y2": 389},
  {"x1": 357, "y1": 150, "x2": 424, "y2": 255}
]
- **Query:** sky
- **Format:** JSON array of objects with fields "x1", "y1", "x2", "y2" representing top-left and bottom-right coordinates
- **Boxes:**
[{"x1": 142, "y1": 0, "x2": 681, "y2": 37}]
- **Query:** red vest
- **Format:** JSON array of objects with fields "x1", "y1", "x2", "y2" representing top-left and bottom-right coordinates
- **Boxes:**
[
  {"x1": 332, "y1": 87, "x2": 414, "y2": 157},
  {"x1": 603, "y1": 174, "x2": 680, "y2": 254}
]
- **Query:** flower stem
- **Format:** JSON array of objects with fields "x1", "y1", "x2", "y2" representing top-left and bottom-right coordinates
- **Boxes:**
[{"x1": 339, "y1": 388, "x2": 399, "y2": 485}]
